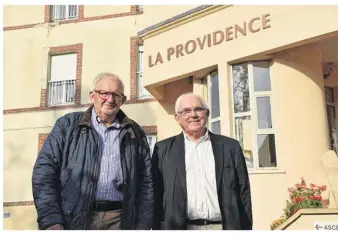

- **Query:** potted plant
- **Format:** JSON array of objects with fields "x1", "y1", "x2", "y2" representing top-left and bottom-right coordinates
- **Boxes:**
[{"x1": 270, "y1": 177, "x2": 327, "y2": 230}]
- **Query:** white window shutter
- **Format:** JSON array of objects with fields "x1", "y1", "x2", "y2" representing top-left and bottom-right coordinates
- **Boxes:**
[{"x1": 50, "y1": 54, "x2": 77, "y2": 82}]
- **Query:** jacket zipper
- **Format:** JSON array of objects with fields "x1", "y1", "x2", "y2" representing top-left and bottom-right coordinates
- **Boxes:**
[
  {"x1": 118, "y1": 126, "x2": 129, "y2": 230},
  {"x1": 83, "y1": 129, "x2": 102, "y2": 229},
  {"x1": 83, "y1": 124, "x2": 131, "y2": 229}
]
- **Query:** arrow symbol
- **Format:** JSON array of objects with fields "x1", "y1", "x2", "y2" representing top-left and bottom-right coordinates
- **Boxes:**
[{"x1": 315, "y1": 224, "x2": 322, "y2": 230}]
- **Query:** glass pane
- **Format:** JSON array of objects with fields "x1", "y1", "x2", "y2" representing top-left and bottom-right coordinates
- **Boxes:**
[
  {"x1": 211, "y1": 120, "x2": 221, "y2": 134},
  {"x1": 138, "y1": 46, "x2": 143, "y2": 73},
  {"x1": 210, "y1": 72, "x2": 220, "y2": 118},
  {"x1": 232, "y1": 64, "x2": 250, "y2": 113},
  {"x1": 235, "y1": 116, "x2": 254, "y2": 168},
  {"x1": 326, "y1": 105, "x2": 336, "y2": 150},
  {"x1": 256, "y1": 96, "x2": 272, "y2": 129},
  {"x1": 257, "y1": 134, "x2": 277, "y2": 167},
  {"x1": 253, "y1": 61, "x2": 271, "y2": 92},
  {"x1": 325, "y1": 87, "x2": 334, "y2": 103}
]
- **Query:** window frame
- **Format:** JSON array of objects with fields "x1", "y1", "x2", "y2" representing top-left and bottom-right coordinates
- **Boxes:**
[
  {"x1": 50, "y1": 5, "x2": 79, "y2": 22},
  {"x1": 207, "y1": 71, "x2": 221, "y2": 134},
  {"x1": 230, "y1": 60, "x2": 279, "y2": 171},
  {"x1": 47, "y1": 53, "x2": 77, "y2": 107},
  {"x1": 137, "y1": 44, "x2": 152, "y2": 99}
]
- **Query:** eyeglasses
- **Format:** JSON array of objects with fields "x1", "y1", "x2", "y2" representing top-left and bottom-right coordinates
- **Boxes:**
[
  {"x1": 93, "y1": 90, "x2": 125, "y2": 103},
  {"x1": 177, "y1": 107, "x2": 207, "y2": 116}
]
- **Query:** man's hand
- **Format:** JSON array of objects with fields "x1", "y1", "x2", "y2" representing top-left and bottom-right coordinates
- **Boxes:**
[{"x1": 46, "y1": 224, "x2": 64, "y2": 230}]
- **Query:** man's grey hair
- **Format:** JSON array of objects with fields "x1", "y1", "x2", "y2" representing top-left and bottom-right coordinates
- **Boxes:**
[
  {"x1": 175, "y1": 92, "x2": 209, "y2": 113},
  {"x1": 92, "y1": 72, "x2": 125, "y2": 91}
]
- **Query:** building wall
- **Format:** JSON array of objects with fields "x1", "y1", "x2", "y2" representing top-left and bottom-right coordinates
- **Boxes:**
[
  {"x1": 84, "y1": 5, "x2": 131, "y2": 17},
  {"x1": 136, "y1": 5, "x2": 198, "y2": 30},
  {"x1": 3, "y1": 4, "x2": 338, "y2": 230},
  {"x1": 3, "y1": 205, "x2": 38, "y2": 230},
  {"x1": 3, "y1": 5, "x2": 198, "y2": 230},
  {"x1": 142, "y1": 5, "x2": 338, "y2": 87},
  {"x1": 3, "y1": 5, "x2": 45, "y2": 27},
  {"x1": 140, "y1": 5, "x2": 338, "y2": 229}
]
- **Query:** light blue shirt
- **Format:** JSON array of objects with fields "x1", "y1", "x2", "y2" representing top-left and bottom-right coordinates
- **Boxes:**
[{"x1": 91, "y1": 109, "x2": 123, "y2": 201}]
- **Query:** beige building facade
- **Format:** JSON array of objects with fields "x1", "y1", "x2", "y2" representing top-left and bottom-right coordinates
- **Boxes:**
[{"x1": 3, "y1": 5, "x2": 338, "y2": 230}]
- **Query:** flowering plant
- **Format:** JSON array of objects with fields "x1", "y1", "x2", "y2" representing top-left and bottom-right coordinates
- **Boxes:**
[{"x1": 270, "y1": 177, "x2": 327, "y2": 230}]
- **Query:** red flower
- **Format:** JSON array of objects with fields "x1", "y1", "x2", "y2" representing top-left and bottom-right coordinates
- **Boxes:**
[
  {"x1": 311, "y1": 195, "x2": 322, "y2": 201},
  {"x1": 295, "y1": 197, "x2": 305, "y2": 203}
]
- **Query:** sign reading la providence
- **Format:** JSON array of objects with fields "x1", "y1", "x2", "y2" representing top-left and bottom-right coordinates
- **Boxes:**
[{"x1": 148, "y1": 13, "x2": 271, "y2": 67}]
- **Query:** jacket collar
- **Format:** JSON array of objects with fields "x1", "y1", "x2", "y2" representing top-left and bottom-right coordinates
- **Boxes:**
[{"x1": 78, "y1": 105, "x2": 134, "y2": 128}]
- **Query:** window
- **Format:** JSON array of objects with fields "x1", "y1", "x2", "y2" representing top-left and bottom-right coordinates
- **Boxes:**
[
  {"x1": 48, "y1": 54, "x2": 76, "y2": 106},
  {"x1": 207, "y1": 71, "x2": 221, "y2": 134},
  {"x1": 231, "y1": 61, "x2": 276, "y2": 169},
  {"x1": 136, "y1": 5, "x2": 143, "y2": 11},
  {"x1": 50, "y1": 5, "x2": 78, "y2": 21},
  {"x1": 137, "y1": 45, "x2": 152, "y2": 99},
  {"x1": 325, "y1": 87, "x2": 338, "y2": 153},
  {"x1": 146, "y1": 134, "x2": 157, "y2": 155}
]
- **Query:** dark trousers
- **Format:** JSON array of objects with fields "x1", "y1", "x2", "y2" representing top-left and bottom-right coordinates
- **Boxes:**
[{"x1": 89, "y1": 209, "x2": 121, "y2": 230}]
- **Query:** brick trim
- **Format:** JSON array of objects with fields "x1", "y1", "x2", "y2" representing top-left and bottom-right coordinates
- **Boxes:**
[
  {"x1": 37, "y1": 126, "x2": 155, "y2": 154},
  {"x1": 4, "y1": 5, "x2": 142, "y2": 31},
  {"x1": 125, "y1": 98, "x2": 156, "y2": 104},
  {"x1": 45, "y1": 43, "x2": 83, "y2": 107},
  {"x1": 44, "y1": 5, "x2": 50, "y2": 23},
  {"x1": 142, "y1": 126, "x2": 157, "y2": 134},
  {"x1": 130, "y1": 37, "x2": 138, "y2": 100},
  {"x1": 3, "y1": 100, "x2": 156, "y2": 115},
  {"x1": 3, "y1": 23, "x2": 40, "y2": 31},
  {"x1": 38, "y1": 133, "x2": 49, "y2": 152},
  {"x1": 4, "y1": 201, "x2": 35, "y2": 207}
]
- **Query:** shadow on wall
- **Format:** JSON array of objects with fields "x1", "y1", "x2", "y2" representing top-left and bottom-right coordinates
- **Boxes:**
[
  {"x1": 158, "y1": 77, "x2": 193, "y2": 115},
  {"x1": 272, "y1": 44, "x2": 324, "y2": 91}
]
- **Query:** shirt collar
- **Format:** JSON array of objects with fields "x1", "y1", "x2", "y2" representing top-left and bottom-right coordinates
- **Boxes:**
[
  {"x1": 183, "y1": 128, "x2": 209, "y2": 143},
  {"x1": 91, "y1": 109, "x2": 121, "y2": 129}
]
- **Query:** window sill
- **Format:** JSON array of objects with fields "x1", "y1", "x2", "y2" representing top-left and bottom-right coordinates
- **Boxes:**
[{"x1": 248, "y1": 168, "x2": 286, "y2": 175}]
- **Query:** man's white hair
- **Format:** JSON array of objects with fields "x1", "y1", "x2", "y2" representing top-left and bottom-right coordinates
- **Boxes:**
[
  {"x1": 92, "y1": 72, "x2": 124, "y2": 91},
  {"x1": 175, "y1": 92, "x2": 209, "y2": 113}
]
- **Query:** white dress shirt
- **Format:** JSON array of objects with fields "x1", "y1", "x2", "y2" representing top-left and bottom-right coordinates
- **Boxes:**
[{"x1": 184, "y1": 130, "x2": 222, "y2": 221}]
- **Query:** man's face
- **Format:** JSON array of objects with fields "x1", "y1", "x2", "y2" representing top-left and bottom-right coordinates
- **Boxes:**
[
  {"x1": 175, "y1": 95, "x2": 208, "y2": 135},
  {"x1": 89, "y1": 77, "x2": 125, "y2": 118}
]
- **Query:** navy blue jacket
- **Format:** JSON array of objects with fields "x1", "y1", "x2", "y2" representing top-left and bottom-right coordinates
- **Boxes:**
[{"x1": 32, "y1": 106, "x2": 153, "y2": 230}]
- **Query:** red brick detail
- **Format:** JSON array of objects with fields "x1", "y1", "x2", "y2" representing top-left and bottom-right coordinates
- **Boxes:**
[
  {"x1": 3, "y1": 99, "x2": 157, "y2": 114},
  {"x1": 3, "y1": 23, "x2": 40, "y2": 31},
  {"x1": 44, "y1": 5, "x2": 51, "y2": 23},
  {"x1": 3, "y1": 5, "x2": 144, "y2": 30},
  {"x1": 78, "y1": 5, "x2": 84, "y2": 19},
  {"x1": 141, "y1": 126, "x2": 157, "y2": 134},
  {"x1": 3, "y1": 201, "x2": 35, "y2": 207},
  {"x1": 130, "y1": 5, "x2": 137, "y2": 13},
  {"x1": 130, "y1": 37, "x2": 138, "y2": 100},
  {"x1": 40, "y1": 89, "x2": 47, "y2": 108},
  {"x1": 3, "y1": 104, "x2": 89, "y2": 115},
  {"x1": 48, "y1": 43, "x2": 83, "y2": 106},
  {"x1": 38, "y1": 133, "x2": 49, "y2": 152},
  {"x1": 125, "y1": 98, "x2": 156, "y2": 104}
]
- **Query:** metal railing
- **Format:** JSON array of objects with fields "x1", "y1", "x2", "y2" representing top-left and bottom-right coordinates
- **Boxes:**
[
  {"x1": 136, "y1": 5, "x2": 143, "y2": 11},
  {"x1": 48, "y1": 79, "x2": 76, "y2": 106},
  {"x1": 137, "y1": 72, "x2": 152, "y2": 99},
  {"x1": 50, "y1": 5, "x2": 78, "y2": 21}
]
